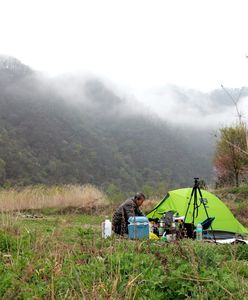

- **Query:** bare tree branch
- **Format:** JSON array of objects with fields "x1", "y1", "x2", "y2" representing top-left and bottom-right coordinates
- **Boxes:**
[{"x1": 221, "y1": 84, "x2": 243, "y2": 123}]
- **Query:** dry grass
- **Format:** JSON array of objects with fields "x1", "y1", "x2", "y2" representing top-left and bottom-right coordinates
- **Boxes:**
[
  {"x1": 0, "y1": 184, "x2": 109, "y2": 212},
  {"x1": 215, "y1": 189, "x2": 248, "y2": 228},
  {"x1": 223, "y1": 200, "x2": 248, "y2": 227},
  {"x1": 142, "y1": 197, "x2": 160, "y2": 213}
]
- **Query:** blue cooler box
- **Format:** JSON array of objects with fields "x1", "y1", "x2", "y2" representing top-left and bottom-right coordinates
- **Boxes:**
[{"x1": 128, "y1": 216, "x2": 149, "y2": 239}]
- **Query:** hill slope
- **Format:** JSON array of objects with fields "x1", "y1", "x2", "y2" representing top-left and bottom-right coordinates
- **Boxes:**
[{"x1": 0, "y1": 56, "x2": 214, "y2": 190}]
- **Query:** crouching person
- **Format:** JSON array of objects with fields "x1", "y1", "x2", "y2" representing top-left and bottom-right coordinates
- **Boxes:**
[{"x1": 112, "y1": 192, "x2": 146, "y2": 236}]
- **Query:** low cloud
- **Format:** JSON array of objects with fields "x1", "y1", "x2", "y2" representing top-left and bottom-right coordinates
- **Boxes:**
[
  {"x1": 135, "y1": 85, "x2": 248, "y2": 128},
  {"x1": 16, "y1": 66, "x2": 247, "y2": 130}
]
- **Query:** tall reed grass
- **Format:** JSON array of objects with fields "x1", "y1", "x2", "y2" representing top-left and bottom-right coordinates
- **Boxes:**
[
  {"x1": 142, "y1": 197, "x2": 160, "y2": 213},
  {"x1": 0, "y1": 184, "x2": 108, "y2": 212}
]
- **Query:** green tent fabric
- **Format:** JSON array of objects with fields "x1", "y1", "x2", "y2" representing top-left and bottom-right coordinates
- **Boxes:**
[{"x1": 147, "y1": 188, "x2": 248, "y2": 235}]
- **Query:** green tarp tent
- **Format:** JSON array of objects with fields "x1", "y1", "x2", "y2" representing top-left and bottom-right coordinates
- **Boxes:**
[{"x1": 147, "y1": 188, "x2": 248, "y2": 235}]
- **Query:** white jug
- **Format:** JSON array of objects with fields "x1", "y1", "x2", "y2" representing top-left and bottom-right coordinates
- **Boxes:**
[{"x1": 102, "y1": 217, "x2": 112, "y2": 238}]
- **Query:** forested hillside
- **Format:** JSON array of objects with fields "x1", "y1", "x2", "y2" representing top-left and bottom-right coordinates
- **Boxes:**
[{"x1": 0, "y1": 56, "x2": 214, "y2": 191}]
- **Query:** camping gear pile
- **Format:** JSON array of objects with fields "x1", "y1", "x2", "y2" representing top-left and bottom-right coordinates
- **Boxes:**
[
  {"x1": 149, "y1": 212, "x2": 185, "y2": 241},
  {"x1": 105, "y1": 180, "x2": 248, "y2": 243},
  {"x1": 147, "y1": 187, "x2": 248, "y2": 241}
]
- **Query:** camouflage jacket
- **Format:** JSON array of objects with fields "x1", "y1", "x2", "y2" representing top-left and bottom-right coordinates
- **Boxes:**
[{"x1": 112, "y1": 198, "x2": 144, "y2": 235}]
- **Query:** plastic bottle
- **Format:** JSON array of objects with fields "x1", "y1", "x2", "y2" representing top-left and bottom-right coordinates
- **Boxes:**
[
  {"x1": 161, "y1": 232, "x2": 167, "y2": 242},
  {"x1": 102, "y1": 217, "x2": 112, "y2": 238},
  {"x1": 171, "y1": 216, "x2": 176, "y2": 241},
  {"x1": 158, "y1": 220, "x2": 164, "y2": 236},
  {"x1": 196, "y1": 223, "x2": 203, "y2": 241}
]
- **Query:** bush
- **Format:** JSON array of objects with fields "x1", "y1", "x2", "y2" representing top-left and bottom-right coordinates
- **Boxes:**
[{"x1": 0, "y1": 230, "x2": 17, "y2": 253}]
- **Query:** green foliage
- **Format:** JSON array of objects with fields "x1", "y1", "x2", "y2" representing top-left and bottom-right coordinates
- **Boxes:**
[
  {"x1": 0, "y1": 213, "x2": 247, "y2": 299},
  {"x1": 225, "y1": 186, "x2": 248, "y2": 195},
  {"x1": 0, "y1": 230, "x2": 17, "y2": 252},
  {"x1": 105, "y1": 183, "x2": 124, "y2": 203},
  {"x1": 142, "y1": 184, "x2": 154, "y2": 198},
  {"x1": 142, "y1": 181, "x2": 170, "y2": 199}
]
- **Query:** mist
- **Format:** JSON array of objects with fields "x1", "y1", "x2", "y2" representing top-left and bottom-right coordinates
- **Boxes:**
[
  {"x1": 2, "y1": 54, "x2": 247, "y2": 133},
  {"x1": 40, "y1": 70, "x2": 248, "y2": 133},
  {"x1": 134, "y1": 85, "x2": 248, "y2": 129}
]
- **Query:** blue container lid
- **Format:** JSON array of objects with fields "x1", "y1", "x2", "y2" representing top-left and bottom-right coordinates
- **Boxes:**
[{"x1": 128, "y1": 216, "x2": 149, "y2": 223}]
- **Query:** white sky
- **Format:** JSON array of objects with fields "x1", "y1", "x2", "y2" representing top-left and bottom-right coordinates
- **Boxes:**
[{"x1": 1, "y1": 0, "x2": 248, "y2": 93}]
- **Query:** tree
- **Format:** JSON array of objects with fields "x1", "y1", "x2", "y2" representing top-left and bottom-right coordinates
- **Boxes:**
[
  {"x1": 105, "y1": 183, "x2": 124, "y2": 203},
  {"x1": 0, "y1": 158, "x2": 6, "y2": 185},
  {"x1": 214, "y1": 123, "x2": 248, "y2": 187}
]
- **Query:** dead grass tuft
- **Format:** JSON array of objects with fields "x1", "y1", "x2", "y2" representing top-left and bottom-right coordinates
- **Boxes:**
[
  {"x1": 225, "y1": 200, "x2": 248, "y2": 227},
  {"x1": 142, "y1": 197, "x2": 160, "y2": 213},
  {"x1": 0, "y1": 184, "x2": 109, "y2": 212}
]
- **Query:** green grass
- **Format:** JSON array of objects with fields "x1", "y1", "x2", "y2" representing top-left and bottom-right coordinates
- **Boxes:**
[
  {"x1": 0, "y1": 213, "x2": 247, "y2": 299},
  {"x1": 224, "y1": 186, "x2": 248, "y2": 196}
]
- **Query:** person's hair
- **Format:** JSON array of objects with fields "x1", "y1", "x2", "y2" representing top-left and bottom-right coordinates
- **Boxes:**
[{"x1": 134, "y1": 192, "x2": 146, "y2": 201}]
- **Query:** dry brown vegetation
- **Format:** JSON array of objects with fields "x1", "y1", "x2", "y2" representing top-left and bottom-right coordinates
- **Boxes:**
[
  {"x1": 142, "y1": 197, "x2": 160, "y2": 213},
  {"x1": 0, "y1": 184, "x2": 109, "y2": 212},
  {"x1": 215, "y1": 189, "x2": 248, "y2": 228},
  {"x1": 228, "y1": 201, "x2": 248, "y2": 227}
]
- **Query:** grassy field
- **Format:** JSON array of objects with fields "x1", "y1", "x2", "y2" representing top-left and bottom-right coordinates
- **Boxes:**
[{"x1": 0, "y1": 185, "x2": 247, "y2": 299}]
